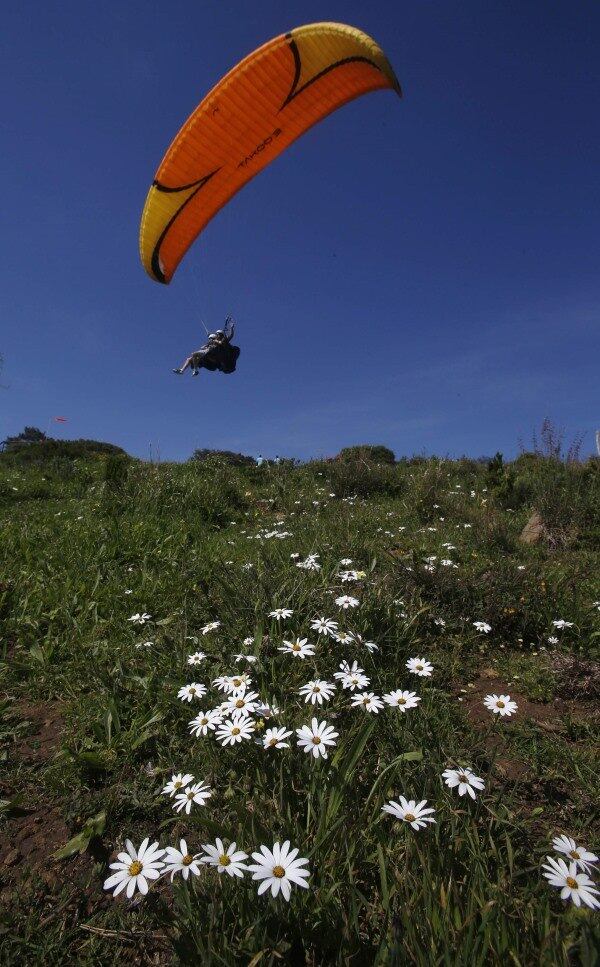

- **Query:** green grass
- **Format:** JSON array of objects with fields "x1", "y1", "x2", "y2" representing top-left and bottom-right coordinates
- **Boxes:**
[{"x1": 0, "y1": 452, "x2": 599, "y2": 965}]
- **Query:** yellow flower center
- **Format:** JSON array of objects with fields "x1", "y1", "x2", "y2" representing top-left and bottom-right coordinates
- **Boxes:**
[
  {"x1": 219, "y1": 854, "x2": 231, "y2": 866},
  {"x1": 182, "y1": 854, "x2": 193, "y2": 866},
  {"x1": 232, "y1": 679, "x2": 242, "y2": 687},
  {"x1": 497, "y1": 701, "x2": 505, "y2": 708},
  {"x1": 566, "y1": 877, "x2": 578, "y2": 889},
  {"x1": 201, "y1": 718, "x2": 208, "y2": 725},
  {"x1": 232, "y1": 727, "x2": 240, "y2": 736},
  {"x1": 190, "y1": 687, "x2": 196, "y2": 695},
  {"x1": 174, "y1": 780, "x2": 183, "y2": 789},
  {"x1": 362, "y1": 697, "x2": 369, "y2": 705},
  {"x1": 272, "y1": 865, "x2": 286, "y2": 879},
  {"x1": 398, "y1": 698, "x2": 406, "y2": 705},
  {"x1": 459, "y1": 774, "x2": 468, "y2": 782},
  {"x1": 312, "y1": 736, "x2": 321, "y2": 745},
  {"x1": 292, "y1": 644, "x2": 300, "y2": 651},
  {"x1": 187, "y1": 791, "x2": 195, "y2": 800},
  {"x1": 235, "y1": 699, "x2": 244, "y2": 708},
  {"x1": 569, "y1": 850, "x2": 580, "y2": 859},
  {"x1": 404, "y1": 813, "x2": 415, "y2": 823},
  {"x1": 268, "y1": 738, "x2": 277, "y2": 747},
  {"x1": 314, "y1": 686, "x2": 321, "y2": 692},
  {"x1": 128, "y1": 860, "x2": 143, "y2": 876},
  {"x1": 416, "y1": 664, "x2": 423, "y2": 671}
]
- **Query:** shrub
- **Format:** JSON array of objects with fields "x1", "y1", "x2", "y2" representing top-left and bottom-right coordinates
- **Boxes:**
[
  {"x1": 0, "y1": 438, "x2": 125, "y2": 465},
  {"x1": 324, "y1": 458, "x2": 403, "y2": 499},
  {"x1": 336, "y1": 444, "x2": 396, "y2": 465},
  {"x1": 191, "y1": 448, "x2": 256, "y2": 467},
  {"x1": 103, "y1": 454, "x2": 129, "y2": 490}
]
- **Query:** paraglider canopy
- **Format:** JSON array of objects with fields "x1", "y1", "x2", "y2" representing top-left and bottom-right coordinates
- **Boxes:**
[{"x1": 140, "y1": 22, "x2": 401, "y2": 285}]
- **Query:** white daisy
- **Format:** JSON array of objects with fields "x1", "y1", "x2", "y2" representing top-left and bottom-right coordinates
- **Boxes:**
[
  {"x1": 406, "y1": 657, "x2": 433, "y2": 677},
  {"x1": 340, "y1": 670, "x2": 370, "y2": 691},
  {"x1": 247, "y1": 841, "x2": 310, "y2": 900},
  {"x1": 296, "y1": 557, "x2": 321, "y2": 571},
  {"x1": 278, "y1": 638, "x2": 315, "y2": 658},
  {"x1": 383, "y1": 690, "x2": 421, "y2": 711},
  {"x1": 552, "y1": 835, "x2": 598, "y2": 873},
  {"x1": 362, "y1": 639, "x2": 379, "y2": 653},
  {"x1": 333, "y1": 660, "x2": 362, "y2": 680},
  {"x1": 298, "y1": 680, "x2": 336, "y2": 705},
  {"x1": 216, "y1": 713, "x2": 256, "y2": 746},
  {"x1": 162, "y1": 839, "x2": 202, "y2": 881},
  {"x1": 472, "y1": 621, "x2": 492, "y2": 633},
  {"x1": 224, "y1": 690, "x2": 260, "y2": 716},
  {"x1": 103, "y1": 837, "x2": 164, "y2": 898},
  {"x1": 226, "y1": 674, "x2": 253, "y2": 696},
  {"x1": 542, "y1": 856, "x2": 600, "y2": 909},
  {"x1": 213, "y1": 675, "x2": 234, "y2": 693},
  {"x1": 263, "y1": 726, "x2": 293, "y2": 749},
  {"x1": 234, "y1": 653, "x2": 259, "y2": 663},
  {"x1": 339, "y1": 558, "x2": 353, "y2": 566},
  {"x1": 188, "y1": 709, "x2": 223, "y2": 737},
  {"x1": 161, "y1": 772, "x2": 194, "y2": 797},
  {"x1": 201, "y1": 621, "x2": 221, "y2": 634},
  {"x1": 296, "y1": 718, "x2": 339, "y2": 759},
  {"x1": 382, "y1": 797, "x2": 436, "y2": 830},
  {"x1": 310, "y1": 617, "x2": 339, "y2": 636},
  {"x1": 269, "y1": 608, "x2": 293, "y2": 620},
  {"x1": 351, "y1": 691, "x2": 384, "y2": 713},
  {"x1": 442, "y1": 767, "x2": 485, "y2": 799},
  {"x1": 334, "y1": 630, "x2": 356, "y2": 646},
  {"x1": 177, "y1": 683, "x2": 207, "y2": 702},
  {"x1": 173, "y1": 781, "x2": 212, "y2": 814},
  {"x1": 552, "y1": 619, "x2": 573, "y2": 629},
  {"x1": 128, "y1": 612, "x2": 152, "y2": 625},
  {"x1": 483, "y1": 694, "x2": 518, "y2": 717},
  {"x1": 335, "y1": 595, "x2": 360, "y2": 610},
  {"x1": 187, "y1": 651, "x2": 206, "y2": 665},
  {"x1": 200, "y1": 838, "x2": 248, "y2": 877}
]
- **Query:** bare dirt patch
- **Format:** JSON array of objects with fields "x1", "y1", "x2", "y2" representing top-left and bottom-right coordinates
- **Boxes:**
[
  {"x1": 455, "y1": 670, "x2": 598, "y2": 730},
  {"x1": 8, "y1": 699, "x2": 65, "y2": 766},
  {"x1": 548, "y1": 652, "x2": 600, "y2": 701},
  {"x1": 0, "y1": 698, "x2": 96, "y2": 894}
]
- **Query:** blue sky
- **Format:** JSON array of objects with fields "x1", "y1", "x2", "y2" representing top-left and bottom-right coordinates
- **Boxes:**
[{"x1": 2, "y1": 1, "x2": 598, "y2": 461}]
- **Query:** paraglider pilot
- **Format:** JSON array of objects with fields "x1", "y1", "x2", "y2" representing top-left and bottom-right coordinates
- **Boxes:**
[{"x1": 173, "y1": 317, "x2": 240, "y2": 376}]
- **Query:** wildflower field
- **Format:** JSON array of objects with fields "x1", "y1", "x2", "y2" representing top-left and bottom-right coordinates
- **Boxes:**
[{"x1": 1, "y1": 447, "x2": 599, "y2": 965}]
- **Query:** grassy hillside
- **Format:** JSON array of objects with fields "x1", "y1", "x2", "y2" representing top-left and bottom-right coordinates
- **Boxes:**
[{"x1": 0, "y1": 451, "x2": 599, "y2": 965}]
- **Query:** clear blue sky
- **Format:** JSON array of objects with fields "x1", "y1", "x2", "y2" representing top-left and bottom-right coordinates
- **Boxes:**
[{"x1": 2, "y1": 1, "x2": 599, "y2": 461}]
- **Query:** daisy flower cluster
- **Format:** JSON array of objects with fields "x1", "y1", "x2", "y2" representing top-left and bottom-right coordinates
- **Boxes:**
[
  {"x1": 542, "y1": 835, "x2": 599, "y2": 909},
  {"x1": 104, "y1": 836, "x2": 309, "y2": 902},
  {"x1": 108, "y1": 535, "x2": 589, "y2": 925}
]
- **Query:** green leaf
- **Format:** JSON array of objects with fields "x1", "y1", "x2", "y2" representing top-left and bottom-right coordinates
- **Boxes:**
[
  {"x1": 75, "y1": 750, "x2": 108, "y2": 773},
  {"x1": 377, "y1": 843, "x2": 389, "y2": 911},
  {"x1": 399, "y1": 750, "x2": 423, "y2": 763},
  {"x1": 53, "y1": 811, "x2": 106, "y2": 860}
]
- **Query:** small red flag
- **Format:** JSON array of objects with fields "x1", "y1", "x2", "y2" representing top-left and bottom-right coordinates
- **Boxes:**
[{"x1": 53, "y1": 416, "x2": 68, "y2": 423}]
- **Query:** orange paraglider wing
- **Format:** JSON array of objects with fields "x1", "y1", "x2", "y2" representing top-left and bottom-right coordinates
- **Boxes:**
[{"x1": 140, "y1": 22, "x2": 401, "y2": 284}]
